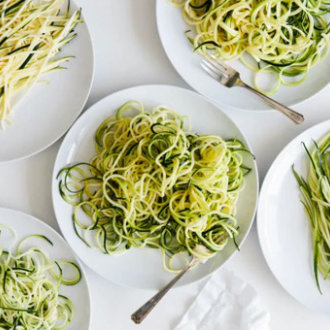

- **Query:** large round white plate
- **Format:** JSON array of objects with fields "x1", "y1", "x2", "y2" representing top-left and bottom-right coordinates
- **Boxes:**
[
  {"x1": 0, "y1": 208, "x2": 91, "y2": 329},
  {"x1": 156, "y1": 1, "x2": 330, "y2": 111},
  {"x1": 0, "y1": 1, "x2": 94, "y2": 162},
  {"x1": 52, "y1": 84, "x2": 259, "y2": 290},
  {"x1": 258, "y1": 120, "x2": 330, "y2": 314}
]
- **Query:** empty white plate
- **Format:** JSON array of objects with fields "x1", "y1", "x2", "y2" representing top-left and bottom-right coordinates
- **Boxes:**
[
  {"x1": 0, "y1": 1, "x2": 94, "y2": 162},
  {"x1": 0, "y1": 208, "x2": 91, "y2": 329},
  {"x1": 258, "y1": 120, "x2": 330, "y2": 314},
  {"x1": 52, "y1": 84, "x2": 259, "y2": 290},
  {"x1": 156, "y1": 0, "x2": 330, "y2": 111}
]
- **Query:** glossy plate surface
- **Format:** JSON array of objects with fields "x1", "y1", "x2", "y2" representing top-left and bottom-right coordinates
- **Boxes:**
[
  {"x1": 156, "y1": 0, "x2": 330, "y2": 111},
  {"x1": 0, "y1": 1, "x2": 94, "y2": 162},
  {"x1": 258, "y1": 120, "x2": 330, "y2": 313},
  {"x1": 0, "y1": 208, "x2": 91, "y2": 329},
  {"x1": 52, "y1": 85, "x2": 258, "y2": 290}
]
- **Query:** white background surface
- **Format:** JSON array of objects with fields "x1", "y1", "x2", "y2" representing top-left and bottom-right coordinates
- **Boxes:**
[{"x1": 0, "y1": 1, "x2": 329, "y2": 329}]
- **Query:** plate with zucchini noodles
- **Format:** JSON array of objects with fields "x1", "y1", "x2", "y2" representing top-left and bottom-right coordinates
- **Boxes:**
[
  {"x1": 258, "y1": 119, "x2": 330, "y2": 314},
  {"x1": 156, "y1": 0, "x2": 330, "y2": 111},
  {"x1": 0, "y1": 0, "x2": 94, "y2": 162},
  {"x1": 0, "y1": 207, "x2": 91, "y2": 329},
  {"x1": 52, "y1": 85, "x2": 258, "y2": 289}
]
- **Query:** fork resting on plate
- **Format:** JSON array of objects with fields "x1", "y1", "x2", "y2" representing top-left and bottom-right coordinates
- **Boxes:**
[{"x1": 201, "y1": 56, "x2": 304, "y2": 124}]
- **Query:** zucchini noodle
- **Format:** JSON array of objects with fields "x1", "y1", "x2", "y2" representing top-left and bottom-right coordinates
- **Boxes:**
[
  {"x1": 0, "y1": 0, "x2": 81, "y2": 128},
  {"x1": 57, "y1": 101, "x2": 253, "y2": 272},
  {"x1": 0, "y1": 225, "x2": 81, "y2": 329},
  {"x1": 171, "y1": 0, "x2": 330, "y2": 93},
  {"x1": 293, "y1": 132, "x2": 330, "y2": 293}
]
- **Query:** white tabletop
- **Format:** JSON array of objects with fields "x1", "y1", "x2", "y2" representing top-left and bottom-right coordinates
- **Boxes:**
[{"x1": 0, "y1": 1, "x2": 329, "y2": 329}]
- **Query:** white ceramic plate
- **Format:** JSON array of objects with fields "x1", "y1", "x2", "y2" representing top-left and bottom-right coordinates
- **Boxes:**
[
  {"x1": 0, "y1": 1, "x2": 94, "y2": 162},
  {"x1": 0, "y1": 208, "x2": 91, "y2": 329},
  {"x1": 156, "y1": 1, "x2": 330, "y2": 111},
  {"x1": 258, "y1": 120, "x2": 330, "y2": 314},
  {"x1": 52, "y1": 84, "x2": 259, "y2": 290}
]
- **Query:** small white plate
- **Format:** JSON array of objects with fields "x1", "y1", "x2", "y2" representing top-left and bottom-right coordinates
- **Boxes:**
[
  {"x1": 52, "y1": 84, "x2": 259, "y2": 290},
  {"x1": 156, "y1": 0, "x2": 330, "y2": 111},
  {"x1": 257, "y1": 120, "x2": 330, "y2": 314},
  {"x1": 0, "y1": 1, "x2": 94, "y2": 162},
  {"x1": 0, "y1": 208, "x2": 91, "y2": 329}
]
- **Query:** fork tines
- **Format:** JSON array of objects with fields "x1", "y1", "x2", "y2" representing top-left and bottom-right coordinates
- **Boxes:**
[{"x1": 201, "y1": 54, "x2": 240, "y2": 87}]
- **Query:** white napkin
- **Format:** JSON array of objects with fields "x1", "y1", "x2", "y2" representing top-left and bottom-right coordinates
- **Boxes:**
[{"x1": 174, "y1": 269, "x2": 271, "y2": 330}]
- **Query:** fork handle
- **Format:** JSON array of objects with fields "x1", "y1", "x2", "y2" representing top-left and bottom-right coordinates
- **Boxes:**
[
  {"x1": 237, "y1": 80, "x2": 304, "y2": 124},
  {"x1": 131, "y1": 261, "x2": 196, "y2": 324}
]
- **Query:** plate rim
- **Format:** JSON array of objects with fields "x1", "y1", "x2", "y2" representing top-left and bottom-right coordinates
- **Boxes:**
[
  {"x1": 257, "y1": 119, "x2": 330, "y2": 312},
  {"x1": 51, "y1": 83, "x2": 259, "y2": 289},
  {"x1": 0, "y1": 207, "x2": 92, "y2": 329},
  {"x1": 0, "y1": 1, "x2": 95, "y2": 164},
  {"x1": 155, "y1": 0, "x2": 330, "y2": 112}
]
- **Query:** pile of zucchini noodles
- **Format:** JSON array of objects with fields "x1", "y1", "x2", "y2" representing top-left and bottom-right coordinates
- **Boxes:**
[
  {"x1": 58, "y1": 101, "x2": 253, "y2": 272},
  {"x1": 0, "y1": 0, "x2": 81, "y2": 128},
  {"x1": 0, "y1": 225, "x2": 81, "y2": 329},
  {"x1": 171, "y1": 0, "x2": 330, "y2": 93},
  {"x1": 293, "y1": 132, "x2": 330, "y2": 293}
]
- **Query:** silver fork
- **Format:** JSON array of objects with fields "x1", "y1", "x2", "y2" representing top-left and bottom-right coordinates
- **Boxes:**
[
  {"x1": 201, "y1": 56, "x2": 304, "y2": 124},
  {"x1": 131, "y1": 259, "x2": 199, "y2": 324}
]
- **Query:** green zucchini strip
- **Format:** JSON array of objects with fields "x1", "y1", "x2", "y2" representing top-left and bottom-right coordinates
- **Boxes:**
[{"x1": 293, "y1": 132, "x2": 330, "y2": 293}]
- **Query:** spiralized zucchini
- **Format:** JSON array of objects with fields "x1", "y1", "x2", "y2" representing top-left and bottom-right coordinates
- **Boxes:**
[
  {"x1": 57, "y1": 101, "x2": 253, "y2": 272},
  {"x1": 171, "y1": 0, "x2": 330, "y2": 93},
  {"x1": 0, "y1": 225, "x2": 81, "y2": 329},
  {"x1": 0, "y1": 0, "x2": 81, "y2": 128},
  {"x1": 293, "y1": 132, "x2": 330, "y2": 293}
]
